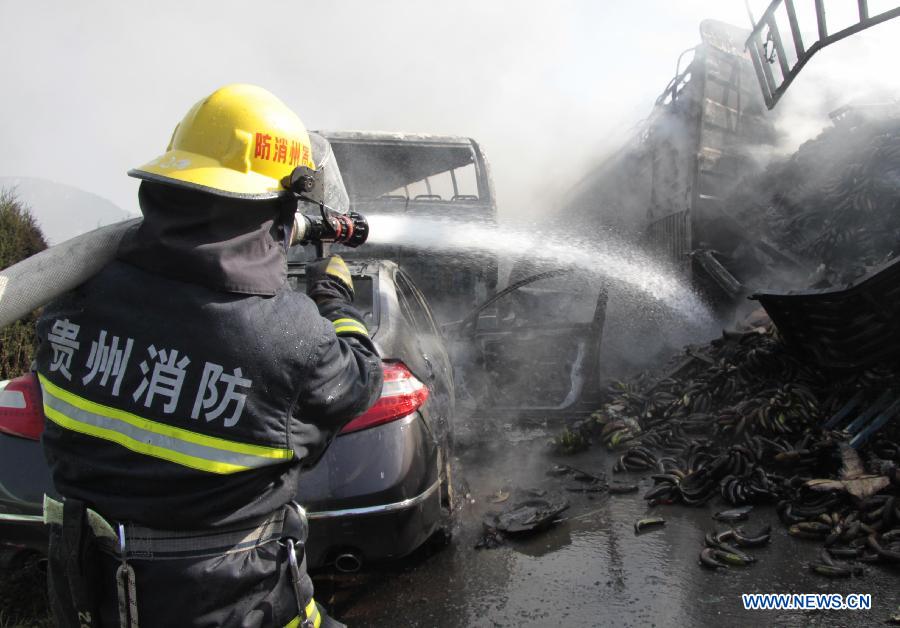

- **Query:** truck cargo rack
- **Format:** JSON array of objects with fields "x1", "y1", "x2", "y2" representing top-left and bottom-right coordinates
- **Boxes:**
[{"x1": 746, "y1": 0, "x2": 900, "y2": 109}]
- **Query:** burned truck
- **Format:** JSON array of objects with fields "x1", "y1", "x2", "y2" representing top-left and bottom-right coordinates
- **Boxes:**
[
  {"x1": 562, "y1": 19, "x2": 779, "y2": 309},
  {"x1": 564, "y1": 8, "x2": 900, "y2": 374},
  {"x1": 318, "y1": 131, "x2": 499, "y2": 323}
]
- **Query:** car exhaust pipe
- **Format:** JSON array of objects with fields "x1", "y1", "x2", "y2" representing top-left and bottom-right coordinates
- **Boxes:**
[{"x1": 333, "y1": 552, "x2": 363, "y2": 573}]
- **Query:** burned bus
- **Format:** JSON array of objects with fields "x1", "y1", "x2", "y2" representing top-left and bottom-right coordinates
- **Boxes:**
[{"x1": 319, "y1": 131, "x2": 499, "y2": 323}]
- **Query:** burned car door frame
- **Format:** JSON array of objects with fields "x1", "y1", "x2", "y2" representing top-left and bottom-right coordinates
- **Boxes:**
[
  {"x1": 390, "y1": 267, "x2": 455, "y2": 443},
  {"x1": 449, "y1": 270, "x2": 607, "y2": 416}
]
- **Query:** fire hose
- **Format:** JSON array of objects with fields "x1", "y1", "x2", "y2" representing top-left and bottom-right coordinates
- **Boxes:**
[
  {"x1": 0, "y1": 128, "x2": 369, "y2": 327},
  {"x1": 0, "y1": 166, "x2": 369, "y2": 328}
]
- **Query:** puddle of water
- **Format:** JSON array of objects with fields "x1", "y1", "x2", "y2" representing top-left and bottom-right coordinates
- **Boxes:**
[{"x1": 328, "y1": 428, "x2": 897, "y2": 628}]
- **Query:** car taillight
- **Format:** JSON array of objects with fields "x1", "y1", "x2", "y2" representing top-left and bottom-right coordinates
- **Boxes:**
[
  {"x1": 0, "y1": 373, "x2": 44, "y2": 441},
  {"x1": 339, "y1": 362, "x2": 429, "y2": 435}
]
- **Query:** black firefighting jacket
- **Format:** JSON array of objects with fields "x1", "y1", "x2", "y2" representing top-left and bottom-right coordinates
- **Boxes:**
[{"x1": 36, "y1": 183, "x2": 383, "y2": 529}]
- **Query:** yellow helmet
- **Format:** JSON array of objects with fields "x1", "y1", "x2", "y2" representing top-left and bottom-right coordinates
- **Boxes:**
[{"x1": 129, "y1": 84, "x2": 315, "y2": 199}]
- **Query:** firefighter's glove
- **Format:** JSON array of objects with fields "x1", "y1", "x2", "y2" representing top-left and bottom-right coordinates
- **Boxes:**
[{"x1": 306, "y1": 255, "x2": 354, "y2": 303}]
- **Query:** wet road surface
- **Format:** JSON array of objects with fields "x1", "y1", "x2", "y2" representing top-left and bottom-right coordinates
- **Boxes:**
[{"x1": 312, "y1": 420, "x2": 898, "y2": 627}]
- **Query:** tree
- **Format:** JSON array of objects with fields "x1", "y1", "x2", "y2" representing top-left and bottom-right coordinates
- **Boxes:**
[{"x1": 0, "y1": 188, "x2": 48, "y2": 380}]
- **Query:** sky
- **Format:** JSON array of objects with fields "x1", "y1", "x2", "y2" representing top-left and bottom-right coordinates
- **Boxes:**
[{"x1": 1, "y1": 1, "x2": 900, "y2": 226}]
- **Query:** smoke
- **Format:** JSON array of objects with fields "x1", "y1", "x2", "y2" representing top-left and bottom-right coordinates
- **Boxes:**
[
  {"x1": 0, "y1": 1, "x2": 748, "y2": 222},
  {"x1": 3, "y1": 1, "x2": 899, "y2": 373},
  {"x1": 697, "y1": 4, "x2": 900, "y2": 294},
  {"x1": 1, "y1": 3, "x2": 897, "y2": 226}
]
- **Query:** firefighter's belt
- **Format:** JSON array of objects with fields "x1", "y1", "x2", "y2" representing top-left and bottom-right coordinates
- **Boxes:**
[{"x1": 44, "y1": 495, "x2": 293, "y2": 560}]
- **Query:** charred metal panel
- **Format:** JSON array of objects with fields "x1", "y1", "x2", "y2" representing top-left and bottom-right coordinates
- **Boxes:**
[
  {"x1": 645, "y1": 210, "x2": 691, "y2": 274},
  {"x1": 753, "y1": 255, "x2": 900, "y2": 369},
  {"x1": 692, "y1": 249, "x2": 744, "y2": 299},
  {"x1": 692, "y1": 21, "x2": 775, "y2": 233}
]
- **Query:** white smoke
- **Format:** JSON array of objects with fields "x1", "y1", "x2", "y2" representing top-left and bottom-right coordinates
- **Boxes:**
[{"x1": 0, "y1": 1, "x2": 747, "y2": 221}]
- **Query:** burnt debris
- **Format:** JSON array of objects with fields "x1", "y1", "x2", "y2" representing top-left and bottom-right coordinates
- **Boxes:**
[
  {"x1": 725, "y1": 108, "x2": 900, "y2": 290},
  {"x1": 555, "y1": 320, "x2": 900, "y2": 573}
]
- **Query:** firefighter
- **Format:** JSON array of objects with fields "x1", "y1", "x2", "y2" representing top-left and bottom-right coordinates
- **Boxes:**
[{"x1": 35, "y1": 84, "x2": 382, "y2": 628}]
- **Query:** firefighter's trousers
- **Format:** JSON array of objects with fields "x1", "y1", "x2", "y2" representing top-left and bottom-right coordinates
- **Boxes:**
[{"x1": 45, "y1": 497, "x2": 343, "y2": 628}]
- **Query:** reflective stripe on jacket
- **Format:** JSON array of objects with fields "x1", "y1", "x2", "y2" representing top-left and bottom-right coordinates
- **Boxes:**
[{"x1": 37, "y1": 260, "x2": 382, "y2": 529}]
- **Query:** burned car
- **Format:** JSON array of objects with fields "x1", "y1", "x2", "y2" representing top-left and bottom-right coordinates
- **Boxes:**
[
  {"x1": 313, "y1": 132, "x2": 612, "y2": 415},
  {"x1": 319, "y1": 131, "x2": 499, "y2": 323},
  {"x1": 446, "y1": 267, "x2": 607, "y2": 416},
  {"x1": 0, "y1": 259, "x2": 454, "y2": 571}
]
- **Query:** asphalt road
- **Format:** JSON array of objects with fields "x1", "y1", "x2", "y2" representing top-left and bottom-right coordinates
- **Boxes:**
[
  {"x1": 1, "y1": 418, "x2": 895, "y2": 627},
  {"x1": 312, "y1": 419, "x2": 899, "y2": 627}
]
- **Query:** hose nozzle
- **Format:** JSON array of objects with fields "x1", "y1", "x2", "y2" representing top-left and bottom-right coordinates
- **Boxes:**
[
  {"x1": 284, "y1": 164, "x2": 369, "y2": 252},
  {"x1": 293, "y1": 208, "x2": 369, "y2": 249}
]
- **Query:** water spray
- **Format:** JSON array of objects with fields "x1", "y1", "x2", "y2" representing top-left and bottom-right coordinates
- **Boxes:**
[{"x1": 365, "y1": 213, "x2": 714, "y2": 323}]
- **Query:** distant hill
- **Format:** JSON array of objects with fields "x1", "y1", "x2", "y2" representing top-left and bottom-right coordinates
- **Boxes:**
[{"x1": 0, "y1": 177, "x2": 134, "y2": 245}]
